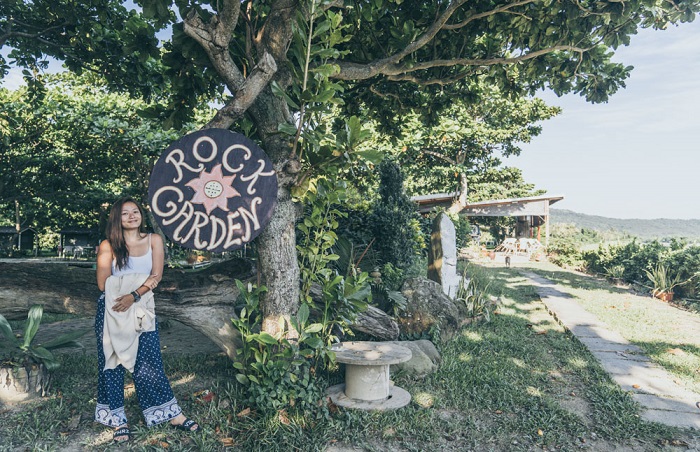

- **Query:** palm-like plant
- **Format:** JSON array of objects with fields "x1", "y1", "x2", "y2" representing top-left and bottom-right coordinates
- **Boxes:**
[
  {"x1": 0, "y1": 305, "x2": 88, "y2": 371},
  {"x1": 644, "y1": 264, "x2": 683, "y2": 297}
]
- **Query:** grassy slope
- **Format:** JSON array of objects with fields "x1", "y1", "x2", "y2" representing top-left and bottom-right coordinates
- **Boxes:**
[{"x1": 1, "y1": 265, "x2": 697, "y2": 451}]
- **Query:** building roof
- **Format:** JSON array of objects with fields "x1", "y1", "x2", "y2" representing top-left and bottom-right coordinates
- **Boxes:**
[
  {"x1": 0, "y1": 226, "x2": 37, "y2": 234},
  {"x1": 60, "y1": 228, "x2": 98, "y2": 234},
  {"x1": 411, "y1": 193, "x2": 564, "y2": 216}
]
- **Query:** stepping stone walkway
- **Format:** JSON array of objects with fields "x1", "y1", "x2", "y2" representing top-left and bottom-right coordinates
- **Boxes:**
[{"x1": 522, "y1": 271, "x2": 700, "y2": 430}]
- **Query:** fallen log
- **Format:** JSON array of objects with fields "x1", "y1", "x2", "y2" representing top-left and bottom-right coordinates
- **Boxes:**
[
  {"x1": 0, "y1": 260, "x2": 254, "y2": 360},
  {"x1": 0, "y1": 260, "x2": 399, "y2": 358}
]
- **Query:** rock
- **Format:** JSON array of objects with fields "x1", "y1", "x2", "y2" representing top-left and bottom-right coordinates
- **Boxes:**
[
  {"x1": 414, "y1": 339, "x2": 441, "y2": 364},
  {"x1": 399, "y1": 277, "x2": 468, "y2": 341},
  {"x1": 309, "y1": 283, "x2": 399, "y2": 340},
  {"x1": 427, "y1": 213, "x2": 460, "y2": 298},
  {"x1": 380, "y1": 340, "x2": 440, "y2": 377}
]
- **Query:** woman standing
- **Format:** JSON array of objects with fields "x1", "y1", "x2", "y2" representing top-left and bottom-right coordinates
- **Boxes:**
[{"x1": 95, "y1": 197, "x2": 199, "y2": 443}]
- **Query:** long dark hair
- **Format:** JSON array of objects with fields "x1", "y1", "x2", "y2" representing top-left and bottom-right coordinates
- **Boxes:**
[{"x1": 106, "y1": 197, "x2": 147, "y2": 270}]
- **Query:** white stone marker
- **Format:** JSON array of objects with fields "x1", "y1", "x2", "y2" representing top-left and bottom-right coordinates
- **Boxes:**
[{"x1": 427, "y1": 212, "x2": 460, "y2": 297}]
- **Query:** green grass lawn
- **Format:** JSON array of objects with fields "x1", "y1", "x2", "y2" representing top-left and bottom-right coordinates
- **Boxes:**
[{"x1": 0, "y1": 264, "x2": 697, "y2": 451}]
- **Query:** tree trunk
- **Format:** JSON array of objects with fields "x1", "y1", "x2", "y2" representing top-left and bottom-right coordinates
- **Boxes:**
[
  {"x1": 447, "y1": 172, "x2": 468, "y2": 215},
  {"x1": 257, "y1": 193, "x2": 300, "y2": 336},
  {"x1": 0, "y1": 260, "x2": 255, "y2": 360}
]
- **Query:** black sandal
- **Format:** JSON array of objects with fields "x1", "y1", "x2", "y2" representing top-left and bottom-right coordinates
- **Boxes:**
[
  {"x1": 113, "y1": 426, "x2": 130, "y2": 443},
  {"x1": 171, "y1": 418, "x2": 200, "y2": 432}
]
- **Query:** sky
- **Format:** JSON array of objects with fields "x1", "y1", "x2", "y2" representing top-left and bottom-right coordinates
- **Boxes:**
[
  {"x1": 2, "y1": 15, "x2": 700, "y2": 220},
  {"x1": 507, "y1": 21, "x2": 700, "y2": 220}
]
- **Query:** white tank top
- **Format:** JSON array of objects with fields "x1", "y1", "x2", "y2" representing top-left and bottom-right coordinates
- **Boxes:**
[{"x1": 111, "y1": 234, "x2": 153, "y2": 276}]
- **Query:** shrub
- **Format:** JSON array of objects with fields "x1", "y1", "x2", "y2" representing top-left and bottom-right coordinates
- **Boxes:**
[{"x1": 369, "y1": 160, "x2": 422, "y2": 270}]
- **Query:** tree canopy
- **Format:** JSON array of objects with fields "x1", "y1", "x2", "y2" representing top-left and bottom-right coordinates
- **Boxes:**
[
  {"x1": 0, "y1": 73, "x2": 201, "y2": 232},
  {"x1": 2, "y1": 0, "x2": 698, "y2": 334}
]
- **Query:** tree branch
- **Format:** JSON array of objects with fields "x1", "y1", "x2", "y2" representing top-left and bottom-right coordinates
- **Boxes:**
[
  {"x1": 205, "y1": 52, "x2": 278, "y2": 129},
  {"x1": 443, "y1": 0, "x2": 536, "y2": 30},
  {"x1": 334, "y1": 0, "x2": 468, "y2": 80},
  {"x1": 341, "y1": 44, "x2": 588, "y2": 84},
  {"x1": 182, "y1": 2, "x2": 246, "y2": 91},
  {"x1": 422, "y1": 149, "x2": 457, "y2": 165}
]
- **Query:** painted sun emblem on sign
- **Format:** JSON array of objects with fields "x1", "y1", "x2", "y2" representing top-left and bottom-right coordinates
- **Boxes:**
[{"x1": 185, "y1": 164, "x2": 240, "y2": 214}]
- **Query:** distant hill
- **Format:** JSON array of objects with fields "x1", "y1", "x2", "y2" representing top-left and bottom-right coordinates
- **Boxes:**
[{"x1": 550, "y1": 209, "x2": 700, "y2": 240}]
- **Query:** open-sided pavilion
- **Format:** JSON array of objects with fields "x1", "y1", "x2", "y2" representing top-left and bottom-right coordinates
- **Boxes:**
[{"x1": 411, "y1": 193, "x2": 564, "y2": 246}]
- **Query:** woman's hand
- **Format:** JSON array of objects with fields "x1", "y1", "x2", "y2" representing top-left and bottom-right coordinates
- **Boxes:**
[
  {"x1": 112, "y1": 294, "x2": 136, "y2": 312},
  {"x1": 143, "y1": 274, "x2": 160, "y2": 290}
]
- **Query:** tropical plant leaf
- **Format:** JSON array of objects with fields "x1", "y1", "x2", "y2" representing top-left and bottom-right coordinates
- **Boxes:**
[
  {"x1": 22, "y1": 305, "x2": 44, "y2": 350},
  {"x1": 255, "y1": 332, "x2": 278, "y2": 345},
  {"x1": 40, "y1": 328, "x2": 90, "y2": 350},
  {"x1": 297, "y1": 303, "x2": 310, "y2": 326},
  {"x1": 0, "y1": 313, "x2": 20, "y2": 347}
]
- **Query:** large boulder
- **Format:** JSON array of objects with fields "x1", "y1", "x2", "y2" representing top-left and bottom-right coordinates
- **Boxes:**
[
  {"x1": 384, "y1": 340, "x2": 441, "y2": 377},
  {"x1": 399, "y1": 277, "x2": 468, "y2": 341}
]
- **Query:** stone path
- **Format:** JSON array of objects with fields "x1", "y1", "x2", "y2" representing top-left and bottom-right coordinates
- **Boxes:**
[{"x1": 522, "y1": 271, "x2": 700, "y2": 430}]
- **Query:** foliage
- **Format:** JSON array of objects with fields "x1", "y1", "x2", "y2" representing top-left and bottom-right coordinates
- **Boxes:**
[
  {"x1": 665, "y1": 245, "x2": 700, "y2": 298},
  {"x1": 456, "y1": 264, "x2": 499, "y2": 322},
  {"x1": 0, "y1": 305, "x2": 88, "y2": 371},
  {"x1": 575, "y1": 239, "x2": 699, "y2": 300},
  {"x1": 605, "y1": 265, "x2": 626, "y2": 281},
  {"x1": 369, "y1": 160, "x2": 423, "y2": 270},
  {"x1": 546, "y1": 223, "x2": 610, "y2": 269},
  {"x1": 296, "y1": 178, "x2": 371, "y2": 350},
  {"x1": 581, "y1": 240, "x2": 667, "y2": 284},
  {"x1": 644, "y1": 264, "x2": 684, "y2": 296},
  {"x1": 230, "y1": 281, "x2": 325, "y2": 414},
  {"x1": 0, "y1": 73, "x2": 200, "y2": 231},
  {"x1": 380, "y1": 94, "x2": 559, "y2": 201},
  {"x1": 369, "y1": 263, "x2": 408, "y2": 318}
]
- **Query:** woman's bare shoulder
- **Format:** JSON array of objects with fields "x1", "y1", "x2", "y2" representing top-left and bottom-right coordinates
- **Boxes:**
[
  {"x1": 150, "y1": 233, "x2": 164, "y2": 247},
  {"x1": 98, "y1": 239, "x2": 113, "y2": 252}
]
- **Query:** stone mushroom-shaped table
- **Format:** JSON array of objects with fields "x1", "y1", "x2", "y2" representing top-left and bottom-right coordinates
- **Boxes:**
[{"x1": 326, "y1": 341, "x2": 412, "y2": 410}]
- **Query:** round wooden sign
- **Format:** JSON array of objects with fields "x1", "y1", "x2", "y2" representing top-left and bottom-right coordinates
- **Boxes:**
[{"x1": 148, "y1": 129, "x2": 278, "y2": 252}]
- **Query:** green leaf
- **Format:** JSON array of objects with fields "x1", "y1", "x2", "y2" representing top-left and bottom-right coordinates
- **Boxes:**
[
  {"x1": 304, "y1": 323, "x2": 323, "y2": 334},
  {"x1": 23, "y1": 305, "x2": 43, "y2": 349},
  {"x1": 297, "y1": 303, "x2": 310, "y2": 326},
  {"x1": 41, "y1": 328, "x2": 90, "y2": 350},
  {"x1": 310, "y1": 64, "x2": 340, "y2": 78},
  {"x1": 236, "y1": 374, "x2": 250, "y2": 385},
  {"x1": 278, "y1": 122, "x2": 299, "y2": 136},
  {"x1": 255, "y1": 332, "x2": 278, "y2": 345},
  {"x1": 270, "y1": 81, "x2": 300, "y2": 109},
  {"x1": 28, "y1": 346, "x2": 54, "y2": 363},
  {"x1": 305, "y1": 337, "x2": 323, "y2": 349},
  {"x1": 0, "y1": 313, "x2": 19, "y2": 347},
  {"x1": 357, "y1": 149, "x2": 384, "y2": 164},
  {"x1": 235, "y1": 279, "x2": 247, "y2": 293},
  {"x1": 233, "y1": 361, "x2": 245, "y2": 370}
]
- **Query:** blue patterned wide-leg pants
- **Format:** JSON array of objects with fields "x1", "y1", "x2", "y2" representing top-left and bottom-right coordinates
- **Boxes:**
[{"x1": 94, "y1": 294, "x2": 182, "y2": 427}]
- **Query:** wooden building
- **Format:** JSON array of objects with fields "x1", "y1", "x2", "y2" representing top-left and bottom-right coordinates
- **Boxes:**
[
  {"x1": 0, "y1": 226, "x2": 37, "y2": 251},
  {"x1": 411, "y1": 193, "x2": 564, "y2": 246}
]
